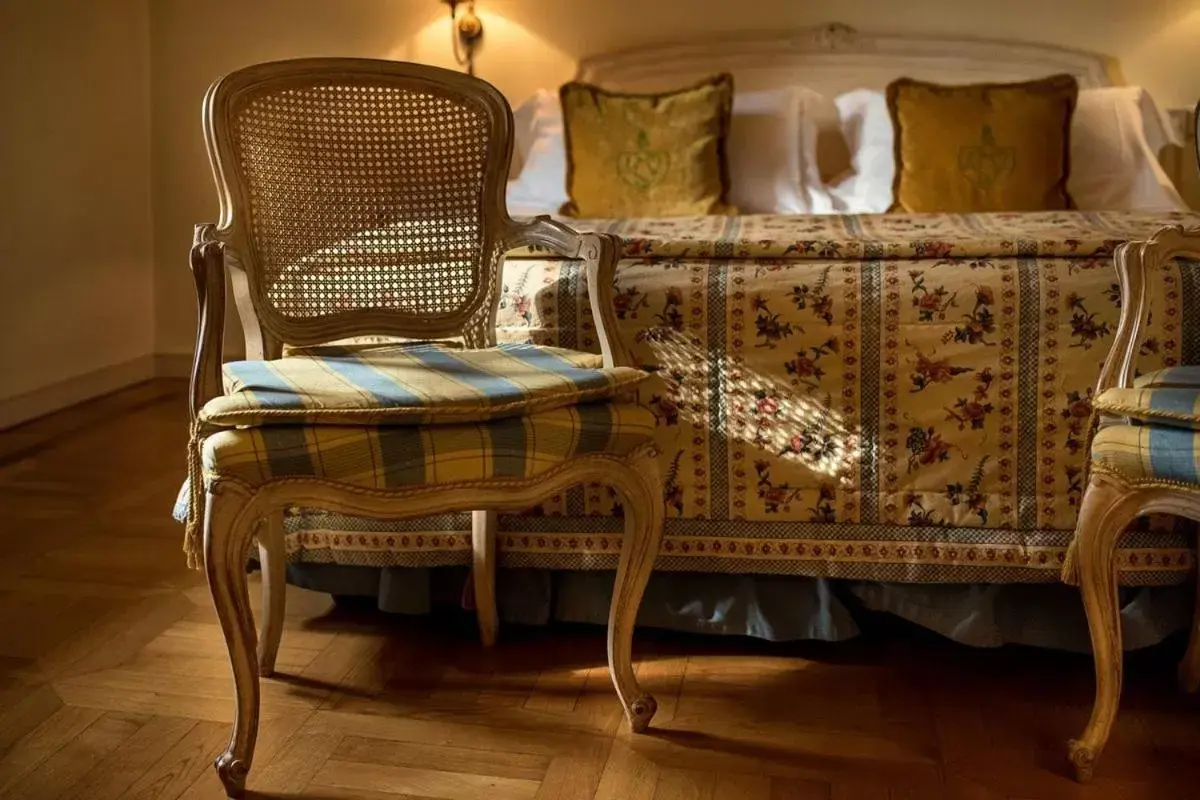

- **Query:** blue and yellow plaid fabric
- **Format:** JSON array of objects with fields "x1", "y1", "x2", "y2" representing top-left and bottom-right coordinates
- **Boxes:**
[
  {"x1": 174, "y1": 403, "x2": 656, "y2": 522},
  {"x1": 201, "y1": 342, "x2": 648, "y2": 428},
  {"x1": 1135, "y1": 366, "x2": 1200, "y2": 389},
  {"x1": 1094, "y1": 387, "x2": 1200, "y2": 430},
  {"x1": 1091, "y1": 423, "x2": 1200, "y2": 484}
]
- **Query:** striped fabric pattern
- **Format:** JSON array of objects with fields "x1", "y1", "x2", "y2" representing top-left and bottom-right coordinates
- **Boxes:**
[
  {"x1": 177, "y1": 404, "x2": 655, "y2": 519},
  {"x1": 1091, "y1": 423, "x2": 1200, "y2": 484},
  {"x1": 1093, "y1": 387, "x2": 1200, "y2": 430},
  {"x1": 1135, "y1": 366, "x2": 1200, "y2": 389},
  {"x1": 201, "y1": 342, "x2": 648, "y2": 428}
]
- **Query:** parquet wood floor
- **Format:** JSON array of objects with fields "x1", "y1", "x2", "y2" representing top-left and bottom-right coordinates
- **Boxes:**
[{"x1": 1, "y1": 380, "x2": 1199, "y2": 799}]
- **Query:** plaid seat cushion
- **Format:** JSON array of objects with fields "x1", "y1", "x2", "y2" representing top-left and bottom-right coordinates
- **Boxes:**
[
  {"x1": 1092, "y1": 423, "x2": 1200, "y2": 484},
  {"x1": 1093, "y1": 387, "x2": 1200, "y2": 430},
  {"x1": 174, "y1": 403, "x2": 655, "y2": 521},
  {"x1": 200, "y1": 343, "x2": 648, "y2": 428},
  {"x1": 1135, "y1": 366, "x2": 1200, "y2": 389}
]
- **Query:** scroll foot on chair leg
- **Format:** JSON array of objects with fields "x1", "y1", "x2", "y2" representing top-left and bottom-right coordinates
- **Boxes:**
[
  {"x1": 1067, "y1": 739, "x2": 1097, "y2": 783},
  {"x1": 607, "y1": 448, "x2": 665, "y2": 735},
  {"x1": 627, "y1": 694, "x2": 658, "y2": 733},
  {"x1": 215, "y1": 751, "x2": 249, "y2": 798}
]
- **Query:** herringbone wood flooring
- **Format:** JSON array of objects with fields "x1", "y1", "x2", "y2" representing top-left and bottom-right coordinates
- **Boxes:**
[{"x1": 1, "y1": 380, "x2": 1199, "y2": 799}]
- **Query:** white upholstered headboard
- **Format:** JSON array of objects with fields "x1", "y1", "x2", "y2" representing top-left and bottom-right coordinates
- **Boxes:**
[{"x1": 575, "y1": 23, "x2": 1122, "y2": 95}]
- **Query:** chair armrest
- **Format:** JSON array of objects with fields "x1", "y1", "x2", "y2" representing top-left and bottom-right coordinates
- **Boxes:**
[
  {"x1": 190, "y1": 224, "x2": 226, "y2": 419},
  {"x1": 504, "y1": 216, "x2": 631, "y2": 368}
]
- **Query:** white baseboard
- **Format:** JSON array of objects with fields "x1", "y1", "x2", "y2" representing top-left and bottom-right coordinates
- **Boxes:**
[{"x1": 0, "y1": 355, "x2": 160, "y2": 430}]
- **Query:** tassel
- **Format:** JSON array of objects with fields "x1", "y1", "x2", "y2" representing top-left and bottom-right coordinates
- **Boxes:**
[{"x1": 184, "y1": 417, "x2": 206, "y2": 570}]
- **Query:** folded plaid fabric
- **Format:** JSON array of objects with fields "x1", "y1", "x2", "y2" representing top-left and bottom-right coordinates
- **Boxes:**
[
  {"x1": 1135, "y1": 366, "x2": 1200, "y2": 389},
  {"x1": 174, "y1": 403, "x2": 656, "y2": 522},
  {"x1": 1093, "y1": 387, "x2": 1200, "y2": 430},
  {"x1": 201, "y1": 342, "x2": 648, "y2": 428},
  {"x1": 1091, "y1": 423, "x2": 1200, "y2": 484}
]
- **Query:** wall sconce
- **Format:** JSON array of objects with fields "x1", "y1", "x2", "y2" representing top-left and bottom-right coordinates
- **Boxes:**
[{"x1": 441, "y1": 0, "x2": 483, "y2": 76}]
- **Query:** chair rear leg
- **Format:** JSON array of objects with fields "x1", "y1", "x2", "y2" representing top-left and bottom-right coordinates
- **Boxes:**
[
  {"x1": 472, "y1": 509, "x2": 499, "y2": 647},
  {"x1": 257, "y1": 511, "x2": 287, "y2": 677},
  {"x1": 1068, "y1": 477, "x2": 1139, "y2": 782}
]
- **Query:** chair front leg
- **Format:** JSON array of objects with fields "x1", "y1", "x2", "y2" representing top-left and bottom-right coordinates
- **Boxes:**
[
  {"x1": 256, "y1": 511, "x2": 287, "y2": 677},
  {"x1": 607, "y1": 448, "x2": 665, "y2": 733},
  {"x1": 1068, "y1": 475, "x2": 1140, "y2": 782},
  {"x1": 205, "y1": 484, "x2": 260, "y2": 799},
  {"x1": 471, "y1": 509, "x2": 499, "y2": 647}
]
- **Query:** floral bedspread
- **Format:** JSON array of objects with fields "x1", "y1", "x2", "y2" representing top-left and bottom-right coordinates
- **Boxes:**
[{"x1": 286, "y1": 211, "x2": 1200, "y2": 585}]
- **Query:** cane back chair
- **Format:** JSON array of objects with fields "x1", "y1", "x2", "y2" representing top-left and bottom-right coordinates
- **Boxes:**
[
  {"x1": 1064, "y1": 225, "x2": 1200, "y2": 781},
  {"x1": 179, "y1": 58, "x2": 664, "y2": 797}
]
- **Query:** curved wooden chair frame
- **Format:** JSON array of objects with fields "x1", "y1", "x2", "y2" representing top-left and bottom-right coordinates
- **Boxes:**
[
  {"x1": 189, "y1": 59, "x2": 664, "y2": 798},
  {"x1": 1066, "y1": 224, "x2": 1200, "y2": 781},
  {"x1": 205, "y1": 448, "x2": 663, "y2": 797}
]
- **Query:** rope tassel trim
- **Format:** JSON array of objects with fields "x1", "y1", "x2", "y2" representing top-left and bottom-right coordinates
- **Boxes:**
[{"x1": 184, "y1": 417, "x2": 206, "y2": 570}]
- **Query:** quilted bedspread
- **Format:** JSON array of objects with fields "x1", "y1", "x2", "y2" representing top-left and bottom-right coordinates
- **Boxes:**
[{"x1": 286, "y1": 210, "x2": 1200, "y2": 585}]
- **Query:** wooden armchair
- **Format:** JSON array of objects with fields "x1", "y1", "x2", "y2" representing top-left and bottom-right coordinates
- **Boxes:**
[
  {"x1": 181, "y1": 58, "x2": 664, "y2": 798},
  {"x1": 1065, "y1": 225, "x2": 1200, "y2": 780}
]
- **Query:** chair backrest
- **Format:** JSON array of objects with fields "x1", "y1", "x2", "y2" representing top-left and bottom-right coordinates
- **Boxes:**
[{"x1": 203, "y1": 58, "x2": 514, "y2": 348}]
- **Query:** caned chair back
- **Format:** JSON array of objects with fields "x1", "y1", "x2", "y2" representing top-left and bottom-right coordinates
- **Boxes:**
[{"x1": 202, "y1": 58, "x2": 514, "y2": 348}]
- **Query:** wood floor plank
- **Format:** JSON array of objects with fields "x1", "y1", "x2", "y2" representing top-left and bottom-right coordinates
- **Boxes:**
[
  {"x1": 251, "y1": 724, "x2": 343, "y2": 796},
  {"x1": 59, "y1": 715, "x2": 198, "y2": 800},
  {"x1": 653, "y1": 766, "x2": 716, "y2": 800},
  {"x1": 1, "y1": 711, "x2": 145, "y2": 800},
  {"x1": 120, "y1": 720, "x2": 230, "y2": 800},
  {"x1": 0, "y1": 705, "x2": 104, "y2": 794},
  {"x1": 0, "y1": 682, "x2": 63, "y2": 757},
  {"x1": 770, "y1": 776, "x2": 833, "y2": 800},
  {"x1": 534, "y1": 736, "x2": 612, "y2": 800},
  {"x1": 309, "y1": 758, "x2": 541, "y2": 800},
  {"x1": 335, "y1": 734, "x2": 552, "y2": 781},
  {"x1": 594, "y1": 739, "x2": 658, "y2": 800},
  {"x1": 712, "y1": 772, "x2": 772, "y2": 800}
]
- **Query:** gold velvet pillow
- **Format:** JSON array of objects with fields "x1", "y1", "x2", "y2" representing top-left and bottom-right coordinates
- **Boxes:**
[
  {"x1": 886, "y1": 74, "x2": 1078, "y2": 213},
  {"x1": 559, "y1": 74, "x2": 735, "y2": 217}
]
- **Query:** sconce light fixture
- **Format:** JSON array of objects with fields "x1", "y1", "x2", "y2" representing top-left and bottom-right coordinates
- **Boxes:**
[{"x1": 441, "y1": 0, "x2": 483, "y2": 76}]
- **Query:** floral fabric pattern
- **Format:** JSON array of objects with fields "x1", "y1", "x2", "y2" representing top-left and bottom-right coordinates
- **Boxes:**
[{"x1": 286, "y1": 211, "x2": 1200, "y2": 584}]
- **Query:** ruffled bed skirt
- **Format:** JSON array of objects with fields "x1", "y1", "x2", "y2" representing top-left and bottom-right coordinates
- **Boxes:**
[{"x1": 285, "y1": 564, "x2": 1190, "y2": 652}]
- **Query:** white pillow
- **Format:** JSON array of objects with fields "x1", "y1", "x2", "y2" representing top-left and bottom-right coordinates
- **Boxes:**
[
  {"x1": 1069, "y1": 87, "x2": 1184, "y2": 211},
  {"x1": 726, "y1": 87, "x2": 828, "y2": 214},
  {"x1": 505, "y1": 86, "x2": 829, "y2": 216},
  {"x1": 823, "y1": 89, "x2": 894, "y2": 214},
  {"x1": 506, "y1": 90, "x2": 569, "y2": 217},
  {"x1": 819, "y1": 85, "x2": 1185, "y2": 213}
]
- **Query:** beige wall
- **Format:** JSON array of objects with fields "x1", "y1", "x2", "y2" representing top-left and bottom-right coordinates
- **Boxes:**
[
  {"x1": 0, "y1": 0, "x2": 154, "y2": 423},
  {"x1": 144, "y1": 0, "x2": 1200, "y2": 355}
]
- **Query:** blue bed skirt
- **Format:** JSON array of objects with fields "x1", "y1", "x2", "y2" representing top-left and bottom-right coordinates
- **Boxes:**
[{"x1": 285, "y1": 564, "x2": 1191, "y2": 652}]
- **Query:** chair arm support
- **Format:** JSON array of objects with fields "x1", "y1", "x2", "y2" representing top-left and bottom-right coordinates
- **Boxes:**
[
  {"x1": 190, "y1": 224, "x2": 227, "y2": 419},
  {"x1": 1097, "y1": 226, "x2": 1200, "y2": 398},
  {"x1": 504, "y1": 216, "x2": 632, "y2": 368}
]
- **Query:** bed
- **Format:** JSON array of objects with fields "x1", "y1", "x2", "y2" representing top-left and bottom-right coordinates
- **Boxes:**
[{"x1": 283, "y1": 25, "x2": 1200, "y2": 648}]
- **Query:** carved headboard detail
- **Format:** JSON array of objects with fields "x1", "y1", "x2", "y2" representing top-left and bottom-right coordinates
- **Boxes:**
[{"x1": 576, "y1": 23, "x2": 1121, "y2": 95}]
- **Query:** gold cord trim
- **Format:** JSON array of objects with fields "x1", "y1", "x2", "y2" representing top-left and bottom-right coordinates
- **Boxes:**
[
  {"x1": 184, "y1": 417, "x2": 205, "y2": 570},
  {"x1": 1092, "y1": 401, "x2": 1200, "y2": 428}
]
